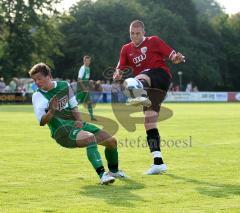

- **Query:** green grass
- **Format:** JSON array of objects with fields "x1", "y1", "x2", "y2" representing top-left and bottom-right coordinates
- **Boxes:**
[{"x1": 0, "y1": 103, "x2": 240, "y2": 213}]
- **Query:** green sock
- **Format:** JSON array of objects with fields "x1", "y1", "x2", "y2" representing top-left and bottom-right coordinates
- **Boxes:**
[
  {"x1": 86, "y1": 142, "x2": 104, "y2": 177},
  {"x1": 105, "y1": 147, "x2": 118, "y2": 173},
  {"x1": 88, "y1": 104, "x2": 94, "y2": 119}
]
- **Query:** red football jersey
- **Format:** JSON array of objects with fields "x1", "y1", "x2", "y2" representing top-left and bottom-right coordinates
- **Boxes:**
[{"x1": 117, "y1": 36, "x2": 175, "y2": 77}]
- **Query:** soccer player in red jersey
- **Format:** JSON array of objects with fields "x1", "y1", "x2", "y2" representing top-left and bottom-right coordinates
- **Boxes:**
[{"x1": 113, "y1": 20, "x2": 185, "y2": 175}]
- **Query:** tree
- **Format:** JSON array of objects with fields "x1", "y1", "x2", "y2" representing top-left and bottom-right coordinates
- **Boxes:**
[
  {"x1": 0, "y1": 0, "x2": 62, "y2": 79},
  {"x1": 192, "y1": 0, "x2": 224, "y2": 19},
  {"x1": 213, "y1": 13, "x2": 240, "y2": 90},
  {"x1": 56, "y1": 0, "x2": 142, "y2": 79}
]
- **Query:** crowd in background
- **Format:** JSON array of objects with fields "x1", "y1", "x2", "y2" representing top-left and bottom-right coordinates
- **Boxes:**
[
  {"x1": 169, "y1": 82, "x2": 199, "y2": 92},
  {"x1": 0, "y1": 77, "x2": 122, "y2": 101},
  {"x1": 0, "y1": 77, "x2": 36, "y2": 94},
  {"x1": 0, "y1": 77, "x2": 199, "y2": 97}
]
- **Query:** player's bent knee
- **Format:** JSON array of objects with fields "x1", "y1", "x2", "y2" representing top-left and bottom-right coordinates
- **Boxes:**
[
  {"x1": 76, "y1": 131, "x2": 96, "y2": 147},
  {"x1": 136, "y1": 74, "x2": 151, "y2": 87},
  {"x1": 106, "y1": 137, "x2": 117, "y2": 148},
  {"x1": 144, "y1": 110, "x2": 158, "y2": 130},
  {"x1": 144, "y1": 104, "x2": 160, "y2": 114},
  {"x1": 151, "y1": 105, "x2": 160, "y2": 113}
]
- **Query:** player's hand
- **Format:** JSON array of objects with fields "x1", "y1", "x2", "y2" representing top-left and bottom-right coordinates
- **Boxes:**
[
  {"x1": 77, "y1": 81, "x2": 87, "y2": 92},
  {"x1": 49, "y1": 96, "x2": 59, "y2": 113},
  {"x1": 113, "y1": 69, "x2": 123, "y2": 80},
  {"x1": 75, "y1": 120, "x2": 83, "y2": 128},
  {"x1": 171, "y1": 52, "x2": 185, "y2": 64}
]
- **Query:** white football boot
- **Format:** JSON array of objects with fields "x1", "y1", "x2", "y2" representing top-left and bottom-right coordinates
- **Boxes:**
[
  {"x1": 108, "y1": 170, "x2": 128, "y2": 178},
  {"x1": 145, "y1": 164, "x2": 167, "y2": 175},
  {"x1": 126, "y1": 96, "x2": 152, "y2": 107},
  {"x1": 100, "y1": 172, "x2": 116, "y2": 185}
]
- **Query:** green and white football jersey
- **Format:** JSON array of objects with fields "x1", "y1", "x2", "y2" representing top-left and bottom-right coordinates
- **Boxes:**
[
  {"x1": 32, "y1": 81, "x2": 78, "y2": 138},
  {"x1": 78, "y1": 65, "x2": 90, "y2": 87}
]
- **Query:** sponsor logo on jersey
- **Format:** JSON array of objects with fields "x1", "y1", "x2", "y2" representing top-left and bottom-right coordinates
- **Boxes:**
[
  {"x1": 58, "y1": 95, "x2": 68, "y2": 111},
  {"x1": 133, "y1": 53, "x2": 146, "y2": 64}
]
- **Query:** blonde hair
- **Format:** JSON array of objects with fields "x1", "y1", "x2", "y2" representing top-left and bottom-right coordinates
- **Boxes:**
[
  {"x1": 29, "y1": 63, "x2": 51, "y2": 77},
  {"x1": 130, "y1": 20, "x2": 145, "y2": 30}
]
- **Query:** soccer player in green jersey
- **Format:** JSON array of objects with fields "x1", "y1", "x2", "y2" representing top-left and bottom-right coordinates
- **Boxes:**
[
  {"x1": 29, "y1": 63, "x2": 127, "y2": 185},
  {"x1": 77, "y1": 55, "x2": 97, "y2": 121}
]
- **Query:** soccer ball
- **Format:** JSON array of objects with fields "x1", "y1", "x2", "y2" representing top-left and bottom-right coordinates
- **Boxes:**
[{"x1": 122, "y1": 78, "x2": 144, "y2": 98}]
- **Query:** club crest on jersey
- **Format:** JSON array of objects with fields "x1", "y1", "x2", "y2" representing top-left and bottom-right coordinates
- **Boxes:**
[
  {"x1": 57, "y1": 95, "x2": 68, "y2": 111},
  {"x1": 141, "y1": 46, "x2": 147, "y2": 54}
]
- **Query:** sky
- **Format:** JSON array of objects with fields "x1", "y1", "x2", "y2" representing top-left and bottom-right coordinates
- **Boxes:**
[
  {"x1": 216, "y1": 0, "x2": 240, "y2": 14},
  {"x1": 58, "y1": 0, "x2": 240, "y2": 15}
]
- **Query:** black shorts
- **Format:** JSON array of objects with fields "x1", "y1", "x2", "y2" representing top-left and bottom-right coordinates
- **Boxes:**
[{"x1": 140, "y1": 68, "x2": 171, "y2": 112}]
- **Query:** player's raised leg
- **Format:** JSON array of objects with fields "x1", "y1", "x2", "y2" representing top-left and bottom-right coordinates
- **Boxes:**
[{"x1": 123, "y1": 76, "x2": 151, "y2": 107}]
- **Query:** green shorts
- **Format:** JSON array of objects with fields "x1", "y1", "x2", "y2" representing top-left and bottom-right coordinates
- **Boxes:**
[{"x1": 53, "y1": 122, "x2": 100, "y2": 148}]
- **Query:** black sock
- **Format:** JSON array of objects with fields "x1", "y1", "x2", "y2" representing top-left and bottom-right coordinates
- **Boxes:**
[
  {"x1": 146, "y1": 128, "x2": 164, "y2": 165},
  {"x1": 96, "y1": 166, "x2": 105, "y2": 178},
  {"x1": 108, "y1": 164, "x2": 118, "y2": 173},
  {"x1": 154, "y1": 157, "x2": 163, "y2": 165},
  {"x1": 146, "y1": 128, "x2": 160, "y2": 152}
]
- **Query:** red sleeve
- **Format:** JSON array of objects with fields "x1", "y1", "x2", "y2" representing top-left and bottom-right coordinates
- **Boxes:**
[
  {"x1": 116, "y1": 45, "x2": 129, "y2": 70},
  {"x1": 154, "y1": 36, "x2": 175, "y2": 59}
]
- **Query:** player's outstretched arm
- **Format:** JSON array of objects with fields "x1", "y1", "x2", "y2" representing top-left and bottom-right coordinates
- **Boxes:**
[
  {"x1": 113, "y1": 69, "x2": 123, "y2": 80},
  {"x1": 171, "y1": 52, "x2": 185, "y2": 64}
]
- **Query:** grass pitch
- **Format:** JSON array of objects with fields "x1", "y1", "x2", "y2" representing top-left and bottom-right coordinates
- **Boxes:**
[{"x1": 0, "y1": 103, "x2": 239, "y2": 212}]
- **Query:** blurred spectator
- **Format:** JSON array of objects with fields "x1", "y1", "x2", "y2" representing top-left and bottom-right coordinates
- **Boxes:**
[
  {"x1": 111, "y1": 81, "x2": 121, "y2": 103},
  {"x1": 95, "y1": 80, "x2": 103, "y2": 92},
  {"x1": 185, "y1": 81, "x2": 193, "y2": 92},
  {"x1": 4, "y1": 77, "x2": 18, "y2": 92},
  {"x1": 193, "y1": 86, "x2": 199, "y2": 92},
  {"x1": 92, "y1": 80, "x2": 103, "y2": 104},
  {"x1": 170, "y1": 84, "x2": 180, "y2": 91},
  {"x1": 17, "y1": 85, "x2": 27, "y2": 96},
  {"x1": 8, "y1": 77, "x2": 18, "y2": 92},
  {"x1": 0, "y1": 77, "x2": 6, "y2": 92},
  {"x1": 101, "y1": 80, "x2": 107, "y2": 103},
  {"x1": 175, "y1": 85, "x2": 180, "y2": 91},
  {"x1": 101, "y1": 80, "x2": 112, "y2": 103}
]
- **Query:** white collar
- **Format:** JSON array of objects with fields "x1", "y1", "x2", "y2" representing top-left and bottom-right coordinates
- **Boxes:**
[
  {"x1": 40, "y1": 81, "x2": 57, "y2": 92},
  {"x1": 134, "y1": 36, "x2": 146, "y2": 47}
]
